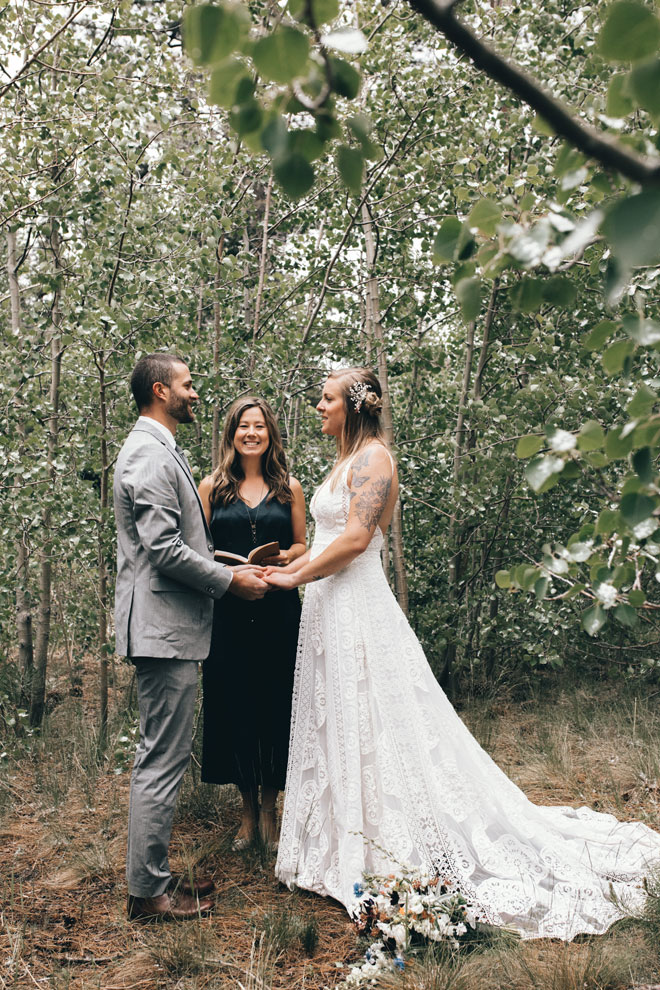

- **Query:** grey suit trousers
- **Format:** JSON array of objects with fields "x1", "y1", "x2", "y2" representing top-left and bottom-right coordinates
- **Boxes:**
[{"x1": 126, "y1": 658, "x2": 198, "y2": 897}]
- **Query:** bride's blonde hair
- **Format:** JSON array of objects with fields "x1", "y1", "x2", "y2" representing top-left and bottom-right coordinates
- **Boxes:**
[{"x1": 326, "y1": 367, "x2": 388, "y2": 485}]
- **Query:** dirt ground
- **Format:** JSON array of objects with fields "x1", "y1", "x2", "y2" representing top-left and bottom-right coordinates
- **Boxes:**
[{"x1": 2, "y1": 660, "x2": 660, "y2": 989}]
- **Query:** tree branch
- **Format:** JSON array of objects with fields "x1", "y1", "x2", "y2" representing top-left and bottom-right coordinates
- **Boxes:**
[
  {"x1": 0, "y1": 3, "x2": 88, "y2": 101},
  {"x1": 406, "y1": 0, "x2": 660, "y2": 185}
]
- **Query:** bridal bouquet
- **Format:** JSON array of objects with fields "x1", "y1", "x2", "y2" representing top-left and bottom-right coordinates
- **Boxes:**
[{"x1": 336, "y1": 867, "x2": 473, "y2": 987}]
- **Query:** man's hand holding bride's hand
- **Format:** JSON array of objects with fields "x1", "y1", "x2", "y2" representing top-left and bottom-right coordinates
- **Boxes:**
[
  {"x1": 228, "y1": 564, "x2": 268, "y2": 600},
  {"x1": 262, "y1": 567, "x2": 298, "y2": 590}
]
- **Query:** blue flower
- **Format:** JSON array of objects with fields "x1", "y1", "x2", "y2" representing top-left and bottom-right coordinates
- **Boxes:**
[
  {"x1": 394, "y1": 956, "x2": 405, "y2": 971},
  {"x1": 353, "y1": 882, "x2": 364, "y2": 897}
]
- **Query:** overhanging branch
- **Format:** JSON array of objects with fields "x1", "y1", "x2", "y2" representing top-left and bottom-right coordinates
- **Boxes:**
[{"x1": 406, "y1": 0, "x2": 660, "y2": 185}]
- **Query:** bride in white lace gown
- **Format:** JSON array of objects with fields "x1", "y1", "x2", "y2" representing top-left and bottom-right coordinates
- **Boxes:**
[{"x1": 263, "y1": 366, "x2": 660, "y2": 940}]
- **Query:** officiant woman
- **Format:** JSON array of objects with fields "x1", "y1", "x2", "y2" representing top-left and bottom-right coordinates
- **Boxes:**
[{"x1": 198, "y1": 397, "x2": 306, "y2": 849}]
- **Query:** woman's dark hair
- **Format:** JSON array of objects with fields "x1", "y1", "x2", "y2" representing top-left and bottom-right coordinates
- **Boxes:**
[
  {"x1": 130, "y1": 353, "x2": 186, "y2": 411},
  {"x1": 209, "y1": 397, "x2": 293, "y2": 506}
]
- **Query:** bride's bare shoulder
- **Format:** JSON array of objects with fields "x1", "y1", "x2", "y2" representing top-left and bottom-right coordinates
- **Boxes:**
[{"x1": 351, "y1": 443, "x2": 395, "y2": 472}]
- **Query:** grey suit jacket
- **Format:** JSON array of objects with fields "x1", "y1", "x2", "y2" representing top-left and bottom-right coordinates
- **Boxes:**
[{"x1": 113, "y1": 420, "x2": 232, "y2": 660}]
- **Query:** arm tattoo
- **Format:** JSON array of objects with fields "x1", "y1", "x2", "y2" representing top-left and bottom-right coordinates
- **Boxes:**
[
  {"x1": 351, "y1": 476, "x2": 392, "y2": 531},
  {"x1": 350, "y1": 449, "x2": 372, "y2": 490}
]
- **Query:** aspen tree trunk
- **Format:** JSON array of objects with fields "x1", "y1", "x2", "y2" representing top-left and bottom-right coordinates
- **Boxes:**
[
  {"x1": 7, "y1": 230, "x2": 34, "y2": 697},
  {"x1": 485, "y1": 480, "x2": 511, "y2": 682},
  {"x1": 443, "y1": 318, "x2": 476, "y2": 697},
  {"x1": 242, "y1": 224, "x2": 252, "y2": 370},
  {"x1": 464, "y1": 281, "x2": 499, "y2": 677},
  {"x1": 287, "y1": 221, "x2": 325, "y2": 446},
  {"x1": 361, "y1": 200, "x2": 408, "y2": 612},
  {"x1": 471, "y1": 282, "x2": 499, "y2": 420},
  {"x1": 247, "y1": 175, "x2": 273, "y2": 377},
  {"x1": 96, "y1": 351, "x2": 109, "y2": 738},
  {"x1": 99, "y1": 172, "x2": 136, "y2": 735},
  {"x1": 31, "y1": 222, "x2": 63, "y2": 726},
  {"x1": 212, "y1": 238, "x2": 224, "y2": 468}
]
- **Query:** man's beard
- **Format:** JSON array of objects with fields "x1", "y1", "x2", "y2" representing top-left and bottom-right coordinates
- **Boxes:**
[{"x1": 167, "y1": 395, "x2": 195, "y2": 424}]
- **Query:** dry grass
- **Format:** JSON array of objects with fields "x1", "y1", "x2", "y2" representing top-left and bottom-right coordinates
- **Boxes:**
[{"x1": 1, "y1": 660, "x2": 660, "y2": 989}]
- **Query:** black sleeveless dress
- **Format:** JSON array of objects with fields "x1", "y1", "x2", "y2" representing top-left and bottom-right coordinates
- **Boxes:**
[{"x1": 201, "y1": 494, "x2": 302, "y2": 792}]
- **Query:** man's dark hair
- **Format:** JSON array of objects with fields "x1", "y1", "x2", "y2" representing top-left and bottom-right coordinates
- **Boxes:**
[{"x1": 130, "y1": 353, "x2": 186, "y2": 412}]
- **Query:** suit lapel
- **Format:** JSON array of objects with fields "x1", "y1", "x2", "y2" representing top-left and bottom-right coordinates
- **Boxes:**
[{"x1": 131, "y1": 422, "x2": 211, "y2": 535}]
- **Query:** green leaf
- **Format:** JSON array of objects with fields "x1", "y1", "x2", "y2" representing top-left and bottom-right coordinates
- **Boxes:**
[
  {"x1": 229, "y1": 98, "x2": 263, "y2": 135},
  {"x1": 605, "y1": 425, "x2": 634, "y2": 460},
  {"x1": 628, "y1": 383, "x2": 657, "y2": 416},
  {"x1": 312, "y1": 0, "x2": 340, "y2": 24},
  {"x1": 468, "y1": 198, "x2": 501, "y2": 236},
  {"x1": 495, "y1": 569, "x2": 511, "y2": 589},
  {"x1": 336, "y1": 145, "x2": 364, "y2": 194},
  {"x1": 510, "y1": 278, "x2": 544, "y2": 314},
  {"x1": 583, "y1": 319, "x2": 618, "y2": 351},
  {"x1": 630, "y1": 57, "x2": 660, "y2": 117},
  {"x1": 329, "y1": 57, "x2": 361, "y2": 99},
  {"x1": 582, "y1": 604, "x2": 607, "y2": 636},
  {"x1": 315, "y1": 110, "x2": 342, "y2": 141},
  {"x1": 598, "y1": 1, "x2": 660, "y2": 62},
  {"x1": 607, "y1": 73, "x2": 635, "y2": 116},
  {"x1": 602, "y1": 338, "x2": 634, "y2": 376},
  {"x1": 289, "y1": 0, "x2": 339, "y2": 27},
  {"x1": 347, "y1": 115, "x2": 382, "y2": 160},
  {"x1": 290, "y1": 129, "x2": 325, "y2": 162},
  {"x1": 622, "y1": 315, "x2": 660, "y2": 345},
  {"x1": 534, "y1": 576, "x2": 549, "y2": 600},
  {"x1": 603, "y1": 190, "x2": 660, "y2": 268},
  {"x1": 432, "y1": 217, "x2": 462, "y2": 263},
  {"x1": 620, "y1": 492, "x2": 657, "y2": 527},
  {"x1": 516, "y1": 435, "x2": 544, "y2": 459},
  {"x1": 567, "y1": 542, "x2": 592, "y2": 562},
  {"x1": 520, "y1": 566, "x2": 541, "y2": 591},
  {"x1": 184, "y1": 4, "x2": 243, "y2": 66},
  {"x1": 596, "y1": 508, "x2": 621, "y2": 536},
  {"x1": 525, "y1": 454, "x2": 565, "y2": 493},
  {"x1": 629, "y1": 589, "x2": 647, "y2": 607},
  {"x1": 260, "y1": 115, "x2": 289, "y2": 157},
  {"x1": 253, "y1": 27, "x2": 309, "y2": 84},
  {"x1": 533, "y1": 114, "x2": 555, "y2": 136},
  {"x1": 633, "y1": 446, "x2": 654, "y2": 483},
  {"x1": 455, "y1": 277, "x2": 483, "y2": 322},
  {"x1": 577, "y1": 420, "x2": 605, "y2": 452},
  {"x1": 614, "y1": 603, "x2": 638, "y2": 627},
  {"x1": 542, "y1": 275, "x2": 577, "y2": 308},
  {"x1": 209, "y1": 58, "x2": 250, "y2": 107},
  {"x1": 273, "y1": 153, "x2": 314, "y2": 198}
]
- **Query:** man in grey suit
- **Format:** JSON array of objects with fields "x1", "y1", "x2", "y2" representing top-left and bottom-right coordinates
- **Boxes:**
[{"x1": 114, "y1": 353, "x2": 267, "y2": 920}]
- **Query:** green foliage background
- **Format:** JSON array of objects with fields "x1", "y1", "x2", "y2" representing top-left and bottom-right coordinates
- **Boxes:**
[{"x1": 3, "y1": 0, "x2": 660, "y2": 722}]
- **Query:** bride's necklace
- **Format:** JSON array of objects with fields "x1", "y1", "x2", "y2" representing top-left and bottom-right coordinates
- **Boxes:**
[{"x1": 241, "y1": 483, "x2": 267, "y2": 545}]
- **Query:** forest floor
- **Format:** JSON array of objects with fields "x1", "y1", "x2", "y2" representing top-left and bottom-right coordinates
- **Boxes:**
[{"x1": 2, "y1": 659, "x2": 660, "y2": 990}]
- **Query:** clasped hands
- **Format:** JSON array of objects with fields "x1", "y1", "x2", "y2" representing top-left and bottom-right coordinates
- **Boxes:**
[{"x1": 226, "y1": 551, "x2": 297, "y2": 600}]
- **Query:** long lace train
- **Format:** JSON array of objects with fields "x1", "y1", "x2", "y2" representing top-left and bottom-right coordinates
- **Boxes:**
[{"x1": 276, "y1": 464, "x2": 660, "y2": 939}]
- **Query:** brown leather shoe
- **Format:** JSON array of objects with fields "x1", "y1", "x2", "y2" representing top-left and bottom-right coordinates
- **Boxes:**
[
  {"x1": 127, "y1": 891, "x2": 213, "y2": 921},
  {"x1": 177, "y1": 877, "x2": 215, "y2": 898}
]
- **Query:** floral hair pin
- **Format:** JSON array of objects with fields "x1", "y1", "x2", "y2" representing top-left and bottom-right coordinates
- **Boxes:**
[{"x1": 349, "y1": 381, "x2": 369, "y2": 412}]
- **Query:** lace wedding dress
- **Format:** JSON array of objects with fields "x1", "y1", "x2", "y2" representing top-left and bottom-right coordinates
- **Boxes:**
[{"x1": 276, "y1": 460, "x2": 660, "y2": 939}]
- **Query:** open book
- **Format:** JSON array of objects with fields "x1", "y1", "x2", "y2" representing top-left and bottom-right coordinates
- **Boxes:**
[{"x1": 214, "y1": 541, "x2": 279, "y2": 566}]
